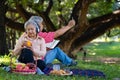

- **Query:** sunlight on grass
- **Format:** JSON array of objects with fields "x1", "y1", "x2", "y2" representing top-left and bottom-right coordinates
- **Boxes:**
[
  {"x1": 111, "y1": 46, "x2": 120, "y2": 50},
  {"x1": 85, "y1": 41, "x2": 120, "y2": 57},
  {"x1": 94, "y1": 43, "x2": 99, "y2": 46},
  {"x1": 89, "y1": 52, "x2": 96, "y2": 55}
]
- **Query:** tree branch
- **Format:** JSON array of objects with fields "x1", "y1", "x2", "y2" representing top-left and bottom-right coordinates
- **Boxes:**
[
  {"x1": 70, "y1": 0, "x2": 96, "y2": 23},
  {"x1": 45, "y1": 0, "x2": 53, "y2": 15},
  {"x1": 7, "y1": 7, "x2": 18, "y2": 13},
  {"x1": 89, "y1": 9, "x2": 120, "y2": 27},
  {"x1": 5, "y1": 17, "x2": 24, "y2": 31},
  {"x1": 15, "y1": 3, "x2": 31, "y2": 21},
  {"x1": 70, "y1": 0, "x2": 83, "y2": 23}
]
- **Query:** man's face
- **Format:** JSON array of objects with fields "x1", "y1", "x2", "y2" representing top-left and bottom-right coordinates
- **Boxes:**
[{"x1": 39, "y1": 22, "x2": 44, "y2": 31}]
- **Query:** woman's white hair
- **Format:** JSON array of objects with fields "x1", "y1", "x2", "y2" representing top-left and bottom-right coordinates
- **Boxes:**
[{"x1": 24, "y1": 20, "x2": 40, "y2": 33}]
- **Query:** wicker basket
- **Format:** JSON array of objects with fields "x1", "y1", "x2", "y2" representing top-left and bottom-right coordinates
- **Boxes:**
[
  {"x1": 10, "y1": 56, "x2": 37, "y2": 74},
  {"x1": 12, "y1": 69, "x2": 36, "y2": 74}
]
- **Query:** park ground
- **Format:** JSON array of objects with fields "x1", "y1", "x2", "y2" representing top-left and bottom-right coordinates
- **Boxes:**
[{"x1": 0, "y1": 40, "x2": 120, "y2": 80}]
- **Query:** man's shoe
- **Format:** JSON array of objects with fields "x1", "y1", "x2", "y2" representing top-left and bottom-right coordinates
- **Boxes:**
[{"x1": 69, "y1": 60, "x2": 77, "y2": 66}]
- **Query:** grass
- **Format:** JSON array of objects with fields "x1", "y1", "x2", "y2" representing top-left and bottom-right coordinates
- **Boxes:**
[
  {"x1": 0, "y1": 41, "x2": 120, "y2": 80},
  {"x1": 84, "y1": 41, "x2": 120, "y2": 57}
]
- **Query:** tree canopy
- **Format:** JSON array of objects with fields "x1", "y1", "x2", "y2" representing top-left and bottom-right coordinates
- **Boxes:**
[{"x1": 0, "y1": 0, "x2": 120, "y2": 57}]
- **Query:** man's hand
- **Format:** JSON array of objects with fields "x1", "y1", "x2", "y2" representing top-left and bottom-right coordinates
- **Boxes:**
[
  {"x1": 54, "y1": 18, "x2": 76, "y2": 38},
  {"x1": 67, "y1": 19, "x2": 75, "y2": 27}
]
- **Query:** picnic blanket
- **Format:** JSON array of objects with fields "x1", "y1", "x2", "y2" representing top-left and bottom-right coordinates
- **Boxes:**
[
  {"x1": 1, "y1": 63, "x2": 105, "y2": 77},
  {"x1": 70, "y1": 69, "x2": 106, "y2": 77},
  {"x1": 43, "y1": 67, "x2": 106, "y2": 77}
]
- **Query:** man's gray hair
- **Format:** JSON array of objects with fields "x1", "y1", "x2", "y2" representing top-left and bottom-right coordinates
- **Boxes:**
[
  {"x1": 24, "y1": 20, "x2": 40, "y2": 33},
  {"x1": 29, "y1": 16, "x2": 43, "y2": 24}
]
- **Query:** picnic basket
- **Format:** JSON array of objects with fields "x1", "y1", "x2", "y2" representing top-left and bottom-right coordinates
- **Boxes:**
[{"x1": 10, "y1": 56, "x2": 37, "y2": 74}]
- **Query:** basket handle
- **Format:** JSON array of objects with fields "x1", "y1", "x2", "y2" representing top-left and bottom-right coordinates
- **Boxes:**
[{"x1": 10, "y1": 53, "x2": 15, "y2": 72}]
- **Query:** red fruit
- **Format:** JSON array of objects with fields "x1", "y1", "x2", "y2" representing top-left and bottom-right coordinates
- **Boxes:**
[
  {"x1": 28, "y1": 69, "x2": 35, "y2": 72},
  {"x1": 16, "y1": 64, "x2": 23, "y2": 70},
  {"x1": 23, "y1": 66, "x2": 29, "y2": 70},
  {"x1": 26, "y1": 63, "x2": 36, "y2": 69}
]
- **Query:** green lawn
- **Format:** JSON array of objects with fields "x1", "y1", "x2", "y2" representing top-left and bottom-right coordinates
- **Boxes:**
[
  {"x1": 0, "y1": 41, "x2": 120, "y2": 80},
  {"x1": 85, "y1": 41, "x2": 120, "y2": 57}
]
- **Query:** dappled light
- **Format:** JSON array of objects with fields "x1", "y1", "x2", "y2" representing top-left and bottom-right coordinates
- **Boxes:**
[
  {"x1": 89, "y1": 52, "x2": 96, "y2": 56},
  {"x1": 103, "y1": 58, "x2": 119, "y2": 64},
  {"x1": 111, "y1": 46, "x2": 120, "y2": 50},
  {"x1": 81, "y1": 41, "x2": 120, "y2": 65},
  {"x1": 113, "y1": 10, "x2": 120, "y2": 14},
  {"x1": 94, "y1": 43, "x2": 99, "y2": 46},
  {"x1": 83, "y1": 57, "x2": 120, "y2": 64}
]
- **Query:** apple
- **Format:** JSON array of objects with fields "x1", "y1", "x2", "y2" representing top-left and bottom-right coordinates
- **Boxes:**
[
  {"x1": 16, "y1": 64, "x2": 23, "y2": 70},
  {"x1": 23, "y1": 66, "x2": 29, "y2": 70}
]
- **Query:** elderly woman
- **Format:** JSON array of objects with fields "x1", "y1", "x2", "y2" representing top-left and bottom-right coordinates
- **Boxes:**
[{"x1": 13, "y1": 20, "x2": 46, "y2": 71}]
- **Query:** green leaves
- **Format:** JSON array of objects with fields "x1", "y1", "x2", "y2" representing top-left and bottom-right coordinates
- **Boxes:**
[{"x1": 88, "y1": 0, "x2": 114, "y2": 19}]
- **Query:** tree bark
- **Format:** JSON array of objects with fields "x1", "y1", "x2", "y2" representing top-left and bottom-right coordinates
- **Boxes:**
[{"x1": 0, "y1": 0, "x2": 9, "y2": 55}]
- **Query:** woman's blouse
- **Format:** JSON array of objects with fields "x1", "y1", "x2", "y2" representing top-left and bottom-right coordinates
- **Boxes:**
[{"x1": 13, "y1": 34, "x2": 46, "y2": 60}]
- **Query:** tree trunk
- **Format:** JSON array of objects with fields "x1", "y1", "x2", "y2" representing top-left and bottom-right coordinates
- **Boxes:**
[{"x1": 0, "y1": 0, "x2": 9, "y2": 55}]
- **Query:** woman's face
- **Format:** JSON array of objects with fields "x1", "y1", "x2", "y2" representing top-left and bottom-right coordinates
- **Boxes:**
[{"x1": 26, "y1": 24, "x2": 37, "y2": 38}]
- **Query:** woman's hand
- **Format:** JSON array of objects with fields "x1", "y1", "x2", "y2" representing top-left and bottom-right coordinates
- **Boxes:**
[{"x1": 22, "y1": 41, "x2": 32, "y2": 48}]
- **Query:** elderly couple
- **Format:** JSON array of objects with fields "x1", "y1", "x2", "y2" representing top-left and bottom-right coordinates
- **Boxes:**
[{"x1": 12, "y1": 16, "x2": 77, "y2": 74}]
